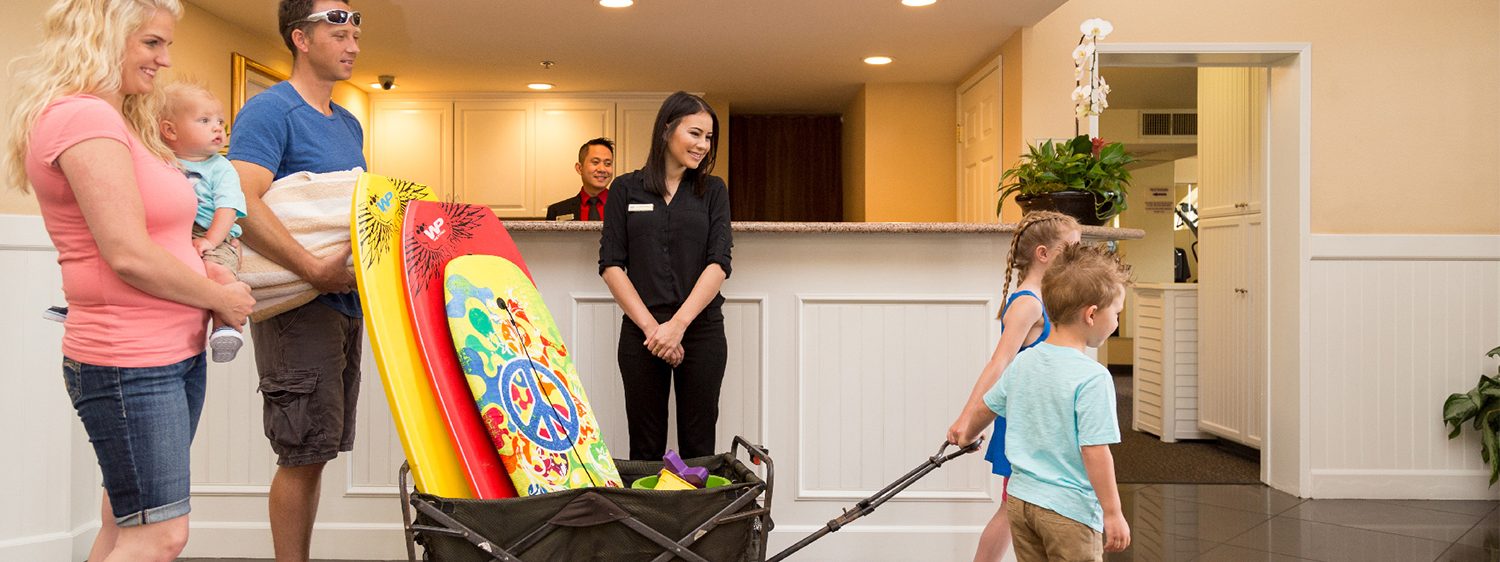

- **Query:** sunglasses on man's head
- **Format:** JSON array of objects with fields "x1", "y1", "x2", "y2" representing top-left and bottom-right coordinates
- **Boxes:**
[{"x1": 300, "y1": 9, "x2": 361, "y2": 27}]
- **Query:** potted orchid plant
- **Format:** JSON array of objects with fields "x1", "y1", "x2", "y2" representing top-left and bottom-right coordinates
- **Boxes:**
[{"x1": 998, "y1": 18, "x2": 1135, "y2": 225}]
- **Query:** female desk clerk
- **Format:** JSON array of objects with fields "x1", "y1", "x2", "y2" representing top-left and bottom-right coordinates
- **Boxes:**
[{"x1": 599, "y1": 91, "x2": 732, "y2": 461}]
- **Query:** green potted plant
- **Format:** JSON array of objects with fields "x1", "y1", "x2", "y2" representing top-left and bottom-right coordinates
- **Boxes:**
[
  {"x1": 1442, "y1": 345, "x2": 1500, "y2": 485},
  {"x1": 997, "y1": 18, "x2": 1135, "y2": 226},
  {"x1": 998, "y1": 134, "x2": 1135, "y2": 225}
]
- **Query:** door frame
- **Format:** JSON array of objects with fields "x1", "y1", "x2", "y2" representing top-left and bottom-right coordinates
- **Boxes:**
[{"x1": 1099, "y1": 43, "x2": 1312, "y2": 496}]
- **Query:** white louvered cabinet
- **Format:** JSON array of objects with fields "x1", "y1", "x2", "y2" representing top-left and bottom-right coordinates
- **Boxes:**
[{"x1": 1132, "y1": 284, "x2": 1212, "y2": 443}]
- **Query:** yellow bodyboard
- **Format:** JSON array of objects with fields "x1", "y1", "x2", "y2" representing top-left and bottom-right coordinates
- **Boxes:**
[{"x1": 351, "y1": 173, "x2": 471, "y2": 497}]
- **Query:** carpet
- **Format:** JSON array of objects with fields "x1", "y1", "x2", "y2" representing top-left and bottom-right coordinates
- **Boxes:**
[{"x1": 1111, "y1": 376, "x2": 1261, "y2": 484}]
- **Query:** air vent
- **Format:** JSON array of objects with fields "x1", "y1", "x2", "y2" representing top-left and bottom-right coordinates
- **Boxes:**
[{"x1": 1141, "y1": 111, "x2": 1196, "y2": 137}]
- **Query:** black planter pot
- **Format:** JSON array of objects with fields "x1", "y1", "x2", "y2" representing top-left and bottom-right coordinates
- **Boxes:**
[{"x1": 1015, "y1": 191, "x2": 1114, "y2": 226}]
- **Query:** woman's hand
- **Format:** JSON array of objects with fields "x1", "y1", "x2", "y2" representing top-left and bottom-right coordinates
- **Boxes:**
[
  {"x1": 660, "y1": 344, "x2": 685, "y2": 367},
  {"x1": 212, "y1": 280, "x2": 255, "y2": 330},
  {"x1": 645, "y1": 318, "x2": 686, "y2": 357}
]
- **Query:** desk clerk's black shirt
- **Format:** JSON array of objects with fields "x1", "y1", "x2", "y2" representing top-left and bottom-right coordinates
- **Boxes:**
[{"x1": 599, "y1": 170, "x2": 732, "y2": 312}]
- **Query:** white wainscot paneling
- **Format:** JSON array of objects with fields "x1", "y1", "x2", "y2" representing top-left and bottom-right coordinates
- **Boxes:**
[
  {"x1": 797, "y1": 296, "x2": 994, "y2": 502},
  {"x1": 0, "y1": 215, "x2": 96, "y2": 560},
  {"x1": 571, "y1": 296, "x2": 765, "y2": 458},
  {"x1": 1308, "y1": 235, "x2": 1500, "y2": 499}
]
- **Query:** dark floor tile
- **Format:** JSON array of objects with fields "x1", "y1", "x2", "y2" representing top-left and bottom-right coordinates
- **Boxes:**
[
  {"x1": 1124, "y1": 493, "x2": 1271, "y2": 544},
  {"x1": 1281, "y1": 498, "x2": 1487, "y2": 543},
  {"x1": 1194, "y1": 543, "x2": 1318, "y2": 561},
  {"x1": 1142, "y1": 484, "x2": 1304, "y2": 516},
  {"x1": 1227, "y1": 516, "x2": 1457, "y2": 562},
  {"x1": 1451, "y1": 508, "x2": 1500, "y2": 552},
  {"x1": 1105, "y1": 532, "x2": 1219, "y2": 561},
  {"x1": 1436, "y1": 542, "x2": 1500, "y2": 562},
  {"x1": 1373, "y1": 499, "x2": 1499, "y2": 517}
]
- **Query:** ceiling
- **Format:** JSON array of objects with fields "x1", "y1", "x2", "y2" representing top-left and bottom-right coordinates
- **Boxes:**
[{"x1": 187, "y1": 0, "x2": 1067, "y2": 113}]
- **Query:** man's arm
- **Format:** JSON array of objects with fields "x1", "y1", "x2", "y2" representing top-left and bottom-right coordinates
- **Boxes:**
[
  {"x1": 1081, "y1": 445, "x2": 1130, "y2": 553},
  {"x1": 232, "y1": 160, "x2": 353, "y2": 293}
]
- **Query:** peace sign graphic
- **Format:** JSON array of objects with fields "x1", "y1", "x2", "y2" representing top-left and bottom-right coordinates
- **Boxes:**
[{"x1": 497, "y1": 358, "x2": 581, "y2": 452}]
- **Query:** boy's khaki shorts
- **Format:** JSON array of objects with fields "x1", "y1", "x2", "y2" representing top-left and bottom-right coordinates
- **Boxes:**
[{"x1": 1008, "y1": 496, "x2": 1104, "y2": 562}]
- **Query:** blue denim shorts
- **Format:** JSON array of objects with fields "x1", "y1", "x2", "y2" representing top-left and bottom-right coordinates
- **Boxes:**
[{"x1": 63, "y1": 353, "x2": 206, "y2": 527}]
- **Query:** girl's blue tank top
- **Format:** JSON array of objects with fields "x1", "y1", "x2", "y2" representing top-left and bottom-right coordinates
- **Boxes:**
[{"x1": 1002, "y1": 290, "x2": 1050, "y2": 350}]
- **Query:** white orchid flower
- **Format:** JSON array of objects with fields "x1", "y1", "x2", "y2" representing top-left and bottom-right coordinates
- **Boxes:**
[
  {"x1": 1080, "y1": 18, "x2": 1113, "y2": 39},
  {"x1": 1072, "y1": 42, "x2": 1095, "y2": 62}
]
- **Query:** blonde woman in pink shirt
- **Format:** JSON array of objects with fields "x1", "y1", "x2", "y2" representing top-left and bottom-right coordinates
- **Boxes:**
[{"x1": 2, "y1": 1, "x2": 254, "y2": 560}]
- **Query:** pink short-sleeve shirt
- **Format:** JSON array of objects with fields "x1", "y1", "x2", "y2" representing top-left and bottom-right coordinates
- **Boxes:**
[{"x1": 27, "y1": 95, "x2": 208, "y2": 367}]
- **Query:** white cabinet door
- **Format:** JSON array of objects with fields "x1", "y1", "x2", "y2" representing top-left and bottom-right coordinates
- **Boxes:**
[
  {"x1": 1197, "y1": 215, "x2": 1242, "y2": 442},
  {"x1": 615, "y1": 100, "x2": 664, "y2": 176},
  {"x1": 535, "y1": 101, "x2": 616, "y2": 212},
  {"x1": 1196, "y1": 213, "x2": 1267, "y2": 448},
  {"x1": 369, "y1": 100, "x2": 452, "y2": 197},
  {"x1": 1197, "y1": 68, "x2": 1267, "y2": 219},
  {"x1": 455, "y1": 101, "x2": 534, "y2": 216},
  {"x1": 1243, "y1": 212, "x2": 1266, "y2": 448}
]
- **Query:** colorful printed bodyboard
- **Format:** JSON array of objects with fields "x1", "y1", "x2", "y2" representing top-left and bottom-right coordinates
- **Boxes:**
[
  {"x1": 351, "y1": 173, "x2": 471, "y2": 497},
  {"x1": 443, "y1": 254, "x2": 623, "y2": 496},
  {"x1": 401, "y1": 200, "x2": 524, "y2": 499}
]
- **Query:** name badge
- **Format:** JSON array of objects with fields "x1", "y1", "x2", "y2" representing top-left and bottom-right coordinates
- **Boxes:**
[
  {"x1": 628, "y1": 203, "x2": 654, "y2": 212},
  {"x1": 555, "y1": 213, "x2": 575, "y2": 221}
]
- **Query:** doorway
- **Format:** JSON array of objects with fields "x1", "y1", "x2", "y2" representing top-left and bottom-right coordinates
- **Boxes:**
[{"x1": 1096, "y1": 45, "x2": 1311, "y2": 494}]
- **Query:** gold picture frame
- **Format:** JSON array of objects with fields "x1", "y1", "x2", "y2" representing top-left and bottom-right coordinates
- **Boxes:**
[{"x1": 228, "y1": 52, "x2": 287, "y2": 132}]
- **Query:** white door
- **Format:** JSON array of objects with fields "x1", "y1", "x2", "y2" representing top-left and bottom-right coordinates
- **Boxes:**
[
  {"x1": 957, "y1": 62, "x2": 1001, "y2": 223},
  {"x1": 369, "y1": 100, "x2": 452, "y2": 198},
  {"x1": 455, "y1": 101, "x2": 534, "y2": 216},
  {"x1": 535, "y1": 101, "x2": 616, "y2": 212},
  {"x1": 1197, "y1": 214, "x2": 1243, "y2": 443},
  {"x1": 616, "y1": 99, "x2": 666, "y2": 176}
]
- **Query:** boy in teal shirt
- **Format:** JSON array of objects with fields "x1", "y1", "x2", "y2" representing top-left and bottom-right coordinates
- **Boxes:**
[{"x1": 955, "y1": 243, "x2": 1132, "y2": 561}]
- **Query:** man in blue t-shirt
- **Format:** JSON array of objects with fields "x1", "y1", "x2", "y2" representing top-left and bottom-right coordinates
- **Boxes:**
[{"x1": 227, "y1": 1, "x2": 365, "y2": 559}]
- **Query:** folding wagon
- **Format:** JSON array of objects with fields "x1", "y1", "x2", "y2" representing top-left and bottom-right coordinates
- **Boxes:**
[{"x1": 399, "y1": 436, "x2": 981, "y2": 561}]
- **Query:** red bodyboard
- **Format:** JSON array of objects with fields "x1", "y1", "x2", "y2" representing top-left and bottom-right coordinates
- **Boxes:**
[{"x1": 401, "y1": 200, "x2": 530, "y2": 499}]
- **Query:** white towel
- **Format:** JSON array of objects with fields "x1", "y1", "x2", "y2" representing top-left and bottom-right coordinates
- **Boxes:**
[{"x1": 240, "y1": 168, "x2": 361, "y2": 322}]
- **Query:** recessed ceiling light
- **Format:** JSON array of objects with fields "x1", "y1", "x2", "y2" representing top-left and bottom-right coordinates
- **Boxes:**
[
  {"x1": 528, "y1": 83, "x2": 555, "y2": 90},
  {"x1": 599, "y1": 0, "x2": 633, "y2": 7},
  {"x1": 901, "y1": 0, "x2": 936, "y2": 6},
  {"x1": 864, "y1": 56, "x2": 894, "y2": 65},
  {"x1": 368, "y1": 82, "x2": 397, "y2": 90}
]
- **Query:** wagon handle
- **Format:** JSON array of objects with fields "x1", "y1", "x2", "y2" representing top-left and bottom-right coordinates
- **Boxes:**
[
  {"x1": 937, "y1": 435, "x2": 985, "y2": 461},
  {"x1": 731, "y1": 435, "x2": 773, "y2": 518}
]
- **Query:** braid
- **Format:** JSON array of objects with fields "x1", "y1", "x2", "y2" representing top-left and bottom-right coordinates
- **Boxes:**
[
  {"x1": 997, "y1": 211, "x2": 1080, "y2": 320},
  {"x1": 999, "y1": 222, "x2": 1026, "y2": 319}
]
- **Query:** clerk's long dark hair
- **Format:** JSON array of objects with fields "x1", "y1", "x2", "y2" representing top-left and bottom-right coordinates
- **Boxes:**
[{"x1": 642, "y1": 91, "x2": 719, "y2": 198}]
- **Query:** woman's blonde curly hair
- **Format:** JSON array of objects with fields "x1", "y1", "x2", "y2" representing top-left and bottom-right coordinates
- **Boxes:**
[{"x1": 4, "y1": 0, "x2": 183, "y2": 193}]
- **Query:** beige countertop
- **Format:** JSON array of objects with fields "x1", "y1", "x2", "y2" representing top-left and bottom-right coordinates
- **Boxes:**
[{"x1": 503, "y1": 220, "x2": 1145, "y2": 238}]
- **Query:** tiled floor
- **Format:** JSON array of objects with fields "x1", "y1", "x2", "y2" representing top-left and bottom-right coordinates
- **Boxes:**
[
  {"x1": 1109, "y1": 483, "x2": 1499, "y2": 562},
  {"x1": 183, "y1": 484, "x2": 1499, "y2": 561}
]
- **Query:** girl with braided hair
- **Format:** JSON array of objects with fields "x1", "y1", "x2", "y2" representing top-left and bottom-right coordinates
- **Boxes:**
[{"x1": 946, "y1": 210, "x2": 1081, "y2": 562}]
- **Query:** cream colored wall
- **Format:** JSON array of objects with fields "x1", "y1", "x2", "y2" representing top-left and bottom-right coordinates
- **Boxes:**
[
  {"x1": 0, "y1": 3, "x2": 371, "y2": 217},
  {"x1": 999, "y1": 33, "x2": 1025, "y2": 224},
  {"x1": 1023, "y1": 0, "x2": 1500, "y2": 234},
  {"x1": 0, "y1": 0, "x2": 57, "y2": 215},
  {"x1": 858, "y1": 83, "x2": 958, "y2": 222},
  {"x1": 841, "y1": 87, "x2": 868, "y2": 222}
]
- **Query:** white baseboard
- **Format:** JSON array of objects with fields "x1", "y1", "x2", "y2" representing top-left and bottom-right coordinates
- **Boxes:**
[
  {"x1": 178, "y1": 522, "x2": 410, "y2": 560},
  {"x1": 1309, "y1": 469, "x2": 1500, "y2": 500},
  {"x1": 0, "y1": 521, "x2": 97, "y2": 562},
  {"x1": 766, "y1": 525, "x2": 994, "y2": 561}
]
